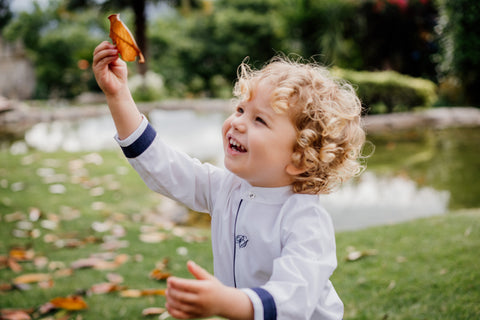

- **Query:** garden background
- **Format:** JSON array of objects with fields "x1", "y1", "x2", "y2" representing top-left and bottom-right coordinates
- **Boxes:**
[{"x1": 0, "y1": 0, "x2": 479, "y2": 319}]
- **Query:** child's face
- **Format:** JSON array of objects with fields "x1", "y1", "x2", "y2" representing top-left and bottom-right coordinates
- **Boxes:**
[{"x1": 222, "y1": 81, "x2": 301, "y2": 188}]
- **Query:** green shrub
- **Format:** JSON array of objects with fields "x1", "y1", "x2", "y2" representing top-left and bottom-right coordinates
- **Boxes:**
[
  {"x1": 436, "y1": 0, "x2": 480, "y2": 106},
  {"x1": 332, "y1": 68, "x2": 438, "y2": 114},
  {"x1": 128, "y1": 71, "x2": 165, "y2": 102}
]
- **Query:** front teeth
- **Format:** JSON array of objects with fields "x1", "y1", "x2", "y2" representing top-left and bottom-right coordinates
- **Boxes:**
[{"x1": 229, "y1": 138, "x2": 245, "y2": 151}]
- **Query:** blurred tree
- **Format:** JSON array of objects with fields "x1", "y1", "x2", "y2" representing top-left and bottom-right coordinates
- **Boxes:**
[
  {"x1": 149, "y1": 0, "x2": 284, "y2": 97},
  {"x1": 436, "y1": 0, "x2": 480, "y2": 106},
  {"x1": 351, "y1": 0, "x2": 438, "y2": 79},
  {"x1": 67, "y1": 0, "x2": 203, "y2": 75},
  {"x1": 3, "y1": 1, "x2": 103, "y2": 98},
  {"x1": 67, "y1": 0, "x2": 150, "y2": 75},
  {"x1": 0, "y1": 0, "x2": 12, "y2": 29},
  {"x1": 279, "y1": 0, "x2": 360, "y2": 68}
]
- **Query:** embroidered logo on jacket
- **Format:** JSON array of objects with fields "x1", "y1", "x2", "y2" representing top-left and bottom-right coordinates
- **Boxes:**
[{"x1": 236, "y1": 235, "x2": 249, "y2": 248}]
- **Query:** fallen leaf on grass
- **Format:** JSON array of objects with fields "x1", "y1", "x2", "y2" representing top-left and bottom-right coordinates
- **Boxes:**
[
  {"x1": 70, "y1": 257, "x2": 104, "y2": 269},
  {"x1": 0, "y1": 309, "x2": 33, "y2": 320},
  {"x1": 4, "y1": 211, "x2": 26, "y2": 222},
  {"x1": 70, "y1": 253, "x2": 129, "y2": 270},
  {"x1": 345, "y1": 249, "x2": 378, "y2": 262},
  {"x1": 12, "y1": 273, "x2": 51, "y2": 285},
  {"x1": 89, "y1": 282, "x2": 126, "y2": 295},
  {"x1": 120, "y1": 288, "x2": 165, "y2": 298},
  {"x1": 142, "y1": 307, "x2": 166, "y2": 316},
  {"x1": 53, "y1": 268, "x2": 74, "y2": 278},
  {"x1": 9, "y1": 247, "x2": 35, "y2": 261},
  {"x1": 108, "y1": 14, "x2": 145, "y2": 63},
  {"x1": 149, "y1": 268, "x2": 171, "y2": 281},
  {"x1": 106, "y1": 272, "x2": 124, "y2": 284},
  {"x1": 28, "y1": 207, "x2": 41, "y2": 221},
  {"x1": 0, "y1": 256, "x2": 22, "y2": 273},
  {"x1": 139, "y1": 232, "x2": 168, "y2": 243},
  {"x1": 50, "y1": 296, "x2": 88, "y2": 310},
  {"x1": 0, "y1": 283, "x2": 13, "y2": 292}
]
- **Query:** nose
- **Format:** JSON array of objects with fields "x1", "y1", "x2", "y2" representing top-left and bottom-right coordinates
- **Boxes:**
[{"x1": 231, "y1": 115, "x2": 246, "y2": 132}]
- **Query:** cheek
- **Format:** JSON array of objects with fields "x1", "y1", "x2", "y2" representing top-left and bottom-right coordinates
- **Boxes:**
[{"x1": 221, "y1": 118, "x2": 231, "y2": 136}]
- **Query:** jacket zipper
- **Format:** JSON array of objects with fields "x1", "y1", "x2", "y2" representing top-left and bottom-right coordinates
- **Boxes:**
[{"x1": 233, "y1": 199, "x2": 243, "y2": 288}]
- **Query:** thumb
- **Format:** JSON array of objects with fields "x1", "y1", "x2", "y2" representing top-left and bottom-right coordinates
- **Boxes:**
[{"x1": 187, "y1": 260, "x2": 214, "y2": 280}]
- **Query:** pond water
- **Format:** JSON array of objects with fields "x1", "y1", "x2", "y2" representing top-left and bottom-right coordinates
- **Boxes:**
[{"x1": 4, "y1": 109, "x2": 480, "y2": 231}]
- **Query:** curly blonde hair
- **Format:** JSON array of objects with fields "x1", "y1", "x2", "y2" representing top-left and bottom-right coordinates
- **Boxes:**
[{"x1": 233, "y1": 56, "x2": 367, "y2": 194}]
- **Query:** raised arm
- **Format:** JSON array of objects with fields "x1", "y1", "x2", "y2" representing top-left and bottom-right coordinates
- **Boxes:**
[{"x1": 92, "y1": 41, "x2": 142, "y2": 139}]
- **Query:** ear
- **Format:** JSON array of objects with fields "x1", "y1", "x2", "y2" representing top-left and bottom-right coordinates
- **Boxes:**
[{"x1": 286, "y1": 163, "x2": 306, "y2": 176}]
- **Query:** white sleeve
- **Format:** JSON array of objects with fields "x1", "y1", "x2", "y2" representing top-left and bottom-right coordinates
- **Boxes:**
[
  {"x1": 241, "y1": 289, "x2": 264, "y2": 320},
  {"x1": 258, "y1": 197, "x2": 343, "y2": 319},
  {"x1": 114, "y1": 115, "x2": 149, "y2": 147},
  {"x1": 115, "y1": 117, "x2": 225, "y2": 213}
]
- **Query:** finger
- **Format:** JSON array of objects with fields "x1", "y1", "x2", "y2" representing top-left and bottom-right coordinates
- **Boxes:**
[
  {"x1": 93, "y1": 47, "x2": 119, "y2": 66},
  {"x1": 187, "y1": 260, "x2": 214, "y2": 281},
  {"x1": 93, "y1": 41, "x2": 115, "y2": 56},
  {"x1": 166, "y1": 303, "x2": 196, "y2": 319},
  {"x1": 166, "y1": 290, "x2": 203, "y2": 317},
  {"x1": 167, "y1": 283, "x2": 199, "y2": 304},
  {"x1": 168, "y1": 276, "x2": 205, "y2": 294}
]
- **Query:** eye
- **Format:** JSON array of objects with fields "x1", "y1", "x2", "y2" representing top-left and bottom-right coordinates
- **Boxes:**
[
  {"x1": 255, "y1": 116, "x2": 267, "y2": 125},
  {"x1": 236, "y1": 106, "x2": 244, "y2": 114}
]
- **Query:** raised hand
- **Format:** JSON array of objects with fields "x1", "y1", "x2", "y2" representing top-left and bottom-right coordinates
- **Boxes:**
[{"x1": 92, "y1": 41, "x2": 128, "y2": 98}]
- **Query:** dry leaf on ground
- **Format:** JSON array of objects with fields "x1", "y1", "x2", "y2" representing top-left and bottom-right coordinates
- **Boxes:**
[
  {"x1": 345, "y1": 249, "x2": 378, "y2": 262},
  {"x1": 9, "y1": 247, "x2": 35, "y2": 261},
  {"x1": 0, "y1": 309, "x2": 33, "y2": 320},
  {"x1": 50, "y1": 296, "x2": 88, "y2": 310},
  {"x1": 12, "y1": 273, "x2": 51, "y2": 285},
  {"x1": 142, "y1": 307, "x2": 166, "y2": 316},
  {"x1": 89, "y1": 282, "x2": 126, "y2": 295},
  {"x1": 149, "y1": 268, "x2": 171, "y2": 281},
  {"x1": 120, "y1": 288, "x2": 165, "y2": 298}
]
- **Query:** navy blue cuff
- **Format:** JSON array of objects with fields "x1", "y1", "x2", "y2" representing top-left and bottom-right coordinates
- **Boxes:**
[
  {"x1": 121, "y1": 123, "x2": 157, "y2": 158},
  {"x1": 251, "y1": 287, "x2": 277, "y2": 320}
]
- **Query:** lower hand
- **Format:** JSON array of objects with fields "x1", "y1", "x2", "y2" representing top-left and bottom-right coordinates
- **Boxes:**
[{"x1": 166, "y1": 261, "x2": 224, "y2": 319}]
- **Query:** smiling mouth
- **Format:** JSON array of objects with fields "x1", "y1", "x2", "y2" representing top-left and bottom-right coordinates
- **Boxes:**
[{"x1": 229, "y1": 137, "x2": 247, "y2": 153}]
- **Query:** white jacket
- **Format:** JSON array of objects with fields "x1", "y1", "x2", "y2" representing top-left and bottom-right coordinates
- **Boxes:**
[{"x1": 116, "y1": 117, "x2": 344, "y2": 320}]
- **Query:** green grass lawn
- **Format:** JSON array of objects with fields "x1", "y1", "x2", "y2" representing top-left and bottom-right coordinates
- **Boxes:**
[{"x1": 1, "y1": 149, "x2": 479, "y2": 319}]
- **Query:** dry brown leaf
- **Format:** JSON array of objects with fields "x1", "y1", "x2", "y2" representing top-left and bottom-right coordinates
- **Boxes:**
[
  {"x1": 7, "y1": 258, "x2": 22, "y2": 273},
  {"x1": 0, "y1": 255, "x2": 7, "y2": 268},
  {"x1": 38, "y1": 302, "x2": 56, "y2": 315},
  {"x1": 149, "y1": 268, "x2": 171, "y2": 281},
  {"x1": 141, "y1": 288, "x2": 166, "y2": 296},
  {"x1": 114, "y1": 253, "x2": 129, "y2": 266},
  {"x1": 70, "y1": 257, "x2": 103, "y2": 269},
  {"x1": 345, "y1": 249, "x2": 378, "y2": 262},
  {"x1": 9, "y1": 247, "x2": 35, "y2": 261},
  {"x1": 139, "y1": 232, "x2": 168, "y2": 243},
  {"x1": 50, "y1": 296, "x2": 88, "y2": 311},
  {"x1": 0, "y1": 283, "x2": 13, "y2": 292},
  {"x1": 120, "y1": 288, "x2": 165, "y2": 298},
  {"x1": 12, "y1": 273, "x2": 51, "y2": 285},
  {"x1": 106, "y1": 272, "x2": 124, "y2": 284},
  {"x1": 119, "y1": 289, "x2": 142, "y2": 298},
  {"x1": 142, "y1": 307, "x2": 166, "y2": 316},
  {"x1": 4, "y1": 211, "x2": 26, "y2": 222},
  {"x1": 37, "y1": 279, "x2": 54, "y2": 289},
  {"x1": 54, "y1": 268, "x2": 74, "y2": 278},
  {"x1": 108, "y1": 13, "x2": 145, "y2": 63},
  {"x1": 0, "y1": 309, "x2": 32, "y2": 320},
  {"x1": 89, "y1": 282, "x2": 126, "y2": 295}
]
